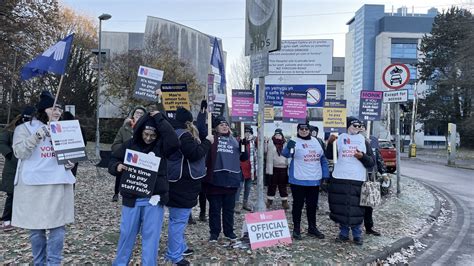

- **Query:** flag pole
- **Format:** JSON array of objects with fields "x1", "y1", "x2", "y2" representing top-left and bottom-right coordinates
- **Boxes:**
[{"x1": 52, "y1": 75, "x2": 65, "y2": 110}]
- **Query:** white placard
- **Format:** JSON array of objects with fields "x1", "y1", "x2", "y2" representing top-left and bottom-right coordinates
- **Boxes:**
[
  {"x1": 49, "y1": 120, "x2": 87, "y2": 164},
  {"x1": 269, "y1": 39, "x2": 333, "y2": 75}
]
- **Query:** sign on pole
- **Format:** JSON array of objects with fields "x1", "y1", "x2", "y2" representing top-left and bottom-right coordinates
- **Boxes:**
[
  {"x1": 250, "y1": 51, "x2": 269, "y2": 78},
  {"x1": 323, "y1": 100, "x2": 347, "y2": 133},
  {"x1": 383, "y1": 90, "x2": 408, "y2": 103},
  {"x1": 282, "y1": 91, "x2": 307, "y2": 123},
  {"x1": 207, "y1": 74, "x2": 215, "y2": 111},
  {"x1": 359, "y1": 90, "x2": 383, "y2": 121},
  {"x1": 256, "y1": 84, "x2": 325, "y2": 108},
  {"x1": 212, "y1": 93, "x2": 226, "y2": 116},
  {"x1": 264, "y1": 104, "x2": 274, "y2": 122},
  {"x1": 269, "y1": 39, "x2": 334, "y2": 75},
  {"x1": 50, "y1": 120, "x2": 87, "y2": 164},
  {"x1": 382, "y1": 63, "x2": 410, "y2": 90},
  {"x1": 245, "y1": 210, "x2": 292, "y2": 250},
  {"x1": 231, "y1": 90, "x2": 254, "y2": 122},
  {"x1": 121, "y1": 149, "x2": 161, "y2": 197},
  {"x1": 160, "y1": 84, "x2": 190, "y2": 112},
  {"x1": 245, "y1": 0, "x2": 282, "y2": 55},
  {"x1": 133, "y1": 66, "x2": 164, "y2": 101}
]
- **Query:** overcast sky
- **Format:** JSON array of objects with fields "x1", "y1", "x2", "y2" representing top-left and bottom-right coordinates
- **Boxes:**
[{"x1": 61, "y1": 0, "x2": 470, "y2": 85}]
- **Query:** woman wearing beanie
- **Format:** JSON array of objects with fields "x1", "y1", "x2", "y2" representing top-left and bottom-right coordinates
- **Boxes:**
[
  {"x1": 12, "y1": 91, "x2": 75, "y2": 264},
  {"x1": 0, "y1": 106, "x2": 35, "y2": 232},
  {"x1": 265, "y1": 128, "x2": 289, "y2": 209},
  {"x1": 111, "y1": 106, "x2": 147, "y2": 202},
  {"x1": 282, "y1": 122, "x2": 329, "y2": 240},
  {"x1": 165, "y1": 106, "x2": 213, "y2": 265},
  {"x1": 108, "y1": 111, "x2": 179, "y2": 265},
  {"x1": 326, "y1": 117, "x2": 375, "y2": 246},
  {"x1": 200, "y1": 112, "x2": 248, "y2": 242}
]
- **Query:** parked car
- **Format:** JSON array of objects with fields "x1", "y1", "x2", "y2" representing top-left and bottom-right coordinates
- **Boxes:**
[{"x1": 379, "y1": 139, "x2": 396, "y2": 173}]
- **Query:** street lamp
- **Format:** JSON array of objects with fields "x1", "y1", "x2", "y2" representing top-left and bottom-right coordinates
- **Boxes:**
[{"x1": 95, "y1": 13, "x2": 111, "y2": 159}]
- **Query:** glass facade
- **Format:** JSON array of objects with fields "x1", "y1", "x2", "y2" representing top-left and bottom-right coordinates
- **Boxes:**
[{"x1": 391, "y1": 43, "x2": 417, "y2": 59}]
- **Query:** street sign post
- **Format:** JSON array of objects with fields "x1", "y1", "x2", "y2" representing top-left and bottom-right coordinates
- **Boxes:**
[
  {"x1": 382, "y1": 63, "x2": 410, "y2": 90},
  {"x1": 250, "y1": 51, "x2": 269, "y2": 78}
]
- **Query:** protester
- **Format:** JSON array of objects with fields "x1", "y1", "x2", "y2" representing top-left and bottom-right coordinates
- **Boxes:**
[
  {"x1": 111, "y1": 106, "x2": 147, "y2": 202},
  {"x1": 108, "y1": 111, "x2": 179, "y2": 265},
  {"x1": 12, "y1": 91, "x2": 75, "y2": 264},
  {"x1": 360, "y1": 123, "x2": 387, "y2": 236},
  {"x1": 165, "y1": 106, "x2": 213, "y2": 265},
  {"x1": 201, "y1": 113, "x2": 248, "y2": 242},
  {"x1": 0, "y1": 107, "x2": 35, "y2": 232},
  {"x1": 282, "y1": 122, "x2": 329, "y2": 240},
  {"x1": 326, "y1": 117, "x2": 375, "y2": 245},
  {"x1": 236, "y1": 126, "x2": 257, "y2": 212},
  {"x1": 310, "y1": 125, "x2": 326, "y2": 151},
  {"x1": 264, "y1": 128, "x2": 289, "y2": 209},
  {"x1": 62, "y1": 111, "x2": 87, "y2": 177}
]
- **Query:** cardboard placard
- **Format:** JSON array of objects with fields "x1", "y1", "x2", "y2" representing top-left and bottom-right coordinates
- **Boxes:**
[
  {"x1": 160, "y1": 84, "x2": 190, "y2": 112},
  {"x1": 120, "y1": 149, "x2": 161, "y2": 198},
  {"x1": 282, "y1": 91, "x2": 307, "y2": 123},
  {"x1": 133, "y1": 66, "x2": 164, "y2": 101},
  {"x1": 245, "y1": 210, "x2": 292, "y2": 250},
  {"x1": 264, "y1": 105, "x2": 275, "y2": 122},
  {"x1": 49, "y1": 120, "x2": 87, "y2": 164},
  {"x1": 323, "y1": 100, "x2": 347, "y2": 133}
]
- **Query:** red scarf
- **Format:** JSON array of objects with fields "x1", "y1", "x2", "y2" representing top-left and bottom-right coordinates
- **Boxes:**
[{"x1": 272, "y1": 136, "x2": 285, "y2": 156}]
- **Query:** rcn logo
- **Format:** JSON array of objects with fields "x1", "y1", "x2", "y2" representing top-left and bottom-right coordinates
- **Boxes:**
[
  {"x1": 343, "y1": 138, "x2": 351, "y2": 145},
  {"x1": 50, "y1": 124, "x2": 62, "y2": 134},
  {"x1": 42, "y1": 40, "x2": 67, "y2": 61},
  {"x1": 139, "y1": 67, "x2": 148, "y2": 76},
  {"x1": 126, "y1": 152, "x2": 139, "y2": 164}
]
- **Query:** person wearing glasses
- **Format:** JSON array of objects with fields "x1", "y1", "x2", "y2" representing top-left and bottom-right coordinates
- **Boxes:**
[
  {"x1": 12, "y1": 91, "x2": 76, "y2": 264},
  {"x1": 326, "y1": 117, "x2": 374, "y2": 246},
  {"x1": 282, "y1": 122, "x2": 329, "y2": 240},
  {"x1": 201, "y1": 114, "x2": 248, "y2": 243}
]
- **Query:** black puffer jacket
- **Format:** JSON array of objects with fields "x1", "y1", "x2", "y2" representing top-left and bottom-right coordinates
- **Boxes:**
[
  {"x1": 328, "y1": 139, "x2": 374, "y2": 226},
  {"x1": 166, "y1": 119, "x2": 211, "y2": 208},
  {"x1": 108, "y1": 113, "x2": 179, "y2": 208}
]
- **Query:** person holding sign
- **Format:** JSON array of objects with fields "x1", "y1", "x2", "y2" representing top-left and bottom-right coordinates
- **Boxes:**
[
  {"x1": 202, "y1": 114, "x2": 248, "y2": 242},
  {"x1": 264, "y1": 128, "x2": 289, "y2": 210},
  {"x1": 165, "y1": 106, "x2": 213, "y2": 265},
  {"x1": 327, "y1": 117, "x2": 374, "y2": 246},
  {"x1": 236, "y1": 126, "x2": 257, "y2": 212},
  {"x1": 111, "y1": 106, "x2": 147, "y2": 202},
  {"x1": 12, "y1": 91, "x2": 76, "y2": 264},
  {"x1": 108, "y1": 112, "x2": 179, "y2": 265},
  {"x1": 281, "y1": 122, "x2": 329, "y2": 241}
]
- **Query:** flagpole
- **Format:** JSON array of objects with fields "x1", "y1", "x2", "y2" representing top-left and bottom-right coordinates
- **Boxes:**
[{"x1": 52, "y1": 75, "x2": 65, "y2": 112}]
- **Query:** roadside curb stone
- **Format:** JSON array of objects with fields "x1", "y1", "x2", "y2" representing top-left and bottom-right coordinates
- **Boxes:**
[{"x1": 361, "y1": 175, "x2": 443, "y2": 265}]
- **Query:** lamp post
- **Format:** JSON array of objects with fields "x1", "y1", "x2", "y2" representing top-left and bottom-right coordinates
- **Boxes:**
[{"x1": 95, "y1": 13, "x2": 111, "y2": 158}]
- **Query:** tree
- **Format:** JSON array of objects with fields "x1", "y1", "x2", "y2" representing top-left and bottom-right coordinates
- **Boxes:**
[
  {"x1": 103, "y1": 32, "x2": 202, "y2": 116},
  {"x1": 417, "y1": 7, "x2": 474, "y2": 147},
  {"x1": 229, "y1": 47, "x2": 252, "y2": 90}
]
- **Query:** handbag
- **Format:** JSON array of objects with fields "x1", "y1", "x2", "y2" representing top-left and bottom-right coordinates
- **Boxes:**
[{"x1": 360, "y1": 169, "x2": 381, "y2": 207}]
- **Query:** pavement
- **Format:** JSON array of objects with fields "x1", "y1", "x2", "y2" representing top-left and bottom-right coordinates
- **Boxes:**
[
  {"x1": 1, "y1": 146, "x2": 466, "y2": 263},
  {"x1": 401, "y1": 148, "x2": 474, "y2": 170}
]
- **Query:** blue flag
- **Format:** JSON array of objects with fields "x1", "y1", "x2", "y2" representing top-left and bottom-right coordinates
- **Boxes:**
[
  {"x1": 210, "y1": 37, "x2": 226, "y2": 93},
  {"x1": 21, "y1": 34, "x2": 74, "y2": 80}
]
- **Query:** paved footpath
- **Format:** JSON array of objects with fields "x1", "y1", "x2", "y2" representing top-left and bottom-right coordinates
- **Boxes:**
[{"x1": 0, "y1": 158, "x2": 441, "y2": 264}]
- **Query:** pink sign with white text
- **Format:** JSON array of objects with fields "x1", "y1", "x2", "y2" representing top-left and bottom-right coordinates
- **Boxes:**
[{"x1": 245, "y1": 210, "x2": 292, "y2": 249}]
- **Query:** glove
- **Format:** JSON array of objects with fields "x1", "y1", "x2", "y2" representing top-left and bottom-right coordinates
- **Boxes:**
[
  {"x1": 205, "y1": 135, "x2": 214, "y2": 144},
  {"x1": 240, "y1": 138, "x2": 248, "y2": 146},
  {"x1": 328, "y1": 134, "x2": 338, "y2": 144},
  {"x1": 200, "y1": 99, "x2": 208, "y2": 112},
  {"x1": 35, "y1": 126, "x2": 50, "y2": 141},
  {"x1": 287, "y1": 140, "x2": 296, "y2": 150},
  {"x1": 64, "y1": 160, "x2": 75, "y2": 170}
]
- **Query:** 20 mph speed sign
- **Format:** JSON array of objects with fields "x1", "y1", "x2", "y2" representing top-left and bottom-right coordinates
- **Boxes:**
[{"x1": 382, "y1": 63, "x2": 410, "y2": 90}]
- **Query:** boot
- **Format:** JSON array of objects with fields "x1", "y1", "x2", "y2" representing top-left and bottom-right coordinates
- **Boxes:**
[
  {"x1": 199, "y1": 211, "x2": 206, "y2": 222},
  {"x1": 282, "y1": 200, "x2": 290, "y2": 210},
  {"x1": 266, "y1": 199, "x2": 273, "y2": 209}
]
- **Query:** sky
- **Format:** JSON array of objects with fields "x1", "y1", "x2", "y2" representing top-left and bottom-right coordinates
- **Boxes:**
[{"x1": 61, "y1": 0, "x2": 469, "y2": 86}]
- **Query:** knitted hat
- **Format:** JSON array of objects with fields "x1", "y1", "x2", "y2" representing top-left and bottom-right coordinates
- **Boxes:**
[
  {"x1": 297, "y1": 122, "x2": 310, "y2": 130},
  {"x1": 310, "y1": 125, "x2": 319, "y2": 133},
  {"x1": 244, "y1": 126, "x2": 253, "y2": 134},
  {"x1": 176, "y1": 107, "x2": 193, "y2": 124},
  {"x1": 131, "y1": 106, "x2": 146, "y2": 117},
  {"x1": 143, "y1": 119, "x2": 157, "y2": 132},
  {"x1": 347, "y1": 116, "x2": 362, "y2": 128},
  {"x1": 212, "y1": 115, "x2": 228, "y2": 128},
  {"x1": 37, "y1": 91, "x2": 59, "y2": 111},
  {"x1": 274, "y1": 128, "x2": 284, "y2": 137}
]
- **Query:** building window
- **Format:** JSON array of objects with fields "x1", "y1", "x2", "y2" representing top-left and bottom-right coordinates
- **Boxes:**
[
  {"x1": 391, "y1": 43, "x2": 417, "y2": 59},
  {"x1": 333, "y1": 66, "x2": 342, "y2": 72}
]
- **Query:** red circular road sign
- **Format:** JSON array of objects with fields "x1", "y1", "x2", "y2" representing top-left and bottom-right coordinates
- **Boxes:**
[{"x1": 382, "y1": 63, "x2": 410, "y2": 90}]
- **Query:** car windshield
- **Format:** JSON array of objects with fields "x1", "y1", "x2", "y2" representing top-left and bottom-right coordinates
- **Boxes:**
[{"x1": 379, "y1": 141, "x2": 394, "y2": 149}]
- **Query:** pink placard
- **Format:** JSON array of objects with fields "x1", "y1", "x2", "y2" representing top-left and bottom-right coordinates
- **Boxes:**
[
  {"x1": 245, "y1": 210, "x2": 292, "y2": 249},
  {"x1": 231, "y1": 90, "x2": 254, "y2": 122},
  {"x1": 283, "y1": 91, "x2": 307, "y2": 123}
]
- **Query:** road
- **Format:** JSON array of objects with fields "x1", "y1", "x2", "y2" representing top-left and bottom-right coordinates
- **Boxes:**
[{"x1": 400, "y1": 160, "x2": 474, "y2": 265}]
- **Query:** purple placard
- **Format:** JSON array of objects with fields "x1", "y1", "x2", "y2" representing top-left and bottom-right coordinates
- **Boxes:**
[
  {"x1": 359, "y1": 90, "x2": 383, "y2": 121},
  {"x1": 231, "y1": 90, "x2": 254, "y2": 122},
  {"x1": 207, "y1": 74, "x2": 215, "y2": 112},
  {"x1": 283, "y1": 91, "x2": 307, "y2": 123}
]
